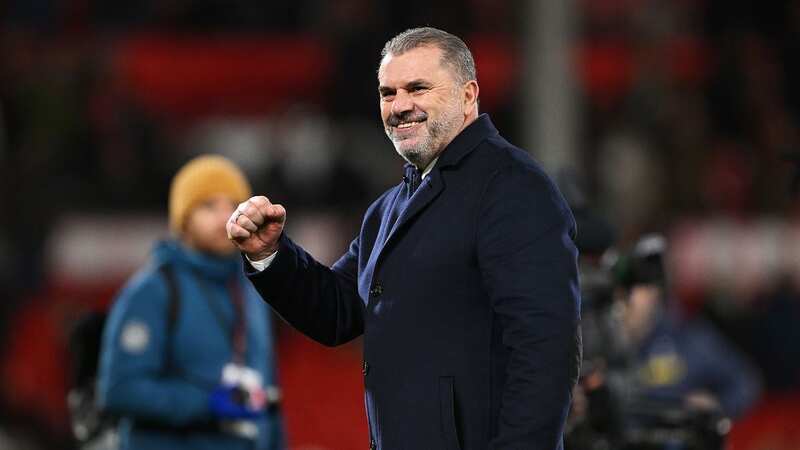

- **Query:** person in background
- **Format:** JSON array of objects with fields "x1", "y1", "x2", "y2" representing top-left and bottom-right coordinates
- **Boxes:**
[
  {"x1": 609, "y1": 234, "x2": 762, "y2": 448},
  {"x1": 98, "y1": 155, "x2": 284, "y2": 450}
]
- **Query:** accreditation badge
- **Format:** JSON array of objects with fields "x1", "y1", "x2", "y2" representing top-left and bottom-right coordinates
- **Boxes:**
[{"x1": 221, "y1": 363, "x2": 265, "y2": 408}]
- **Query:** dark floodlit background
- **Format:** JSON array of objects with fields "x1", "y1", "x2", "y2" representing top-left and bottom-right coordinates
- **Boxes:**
[{"x1": 1, "y1": 1, "x2": 799, "y2": 449}]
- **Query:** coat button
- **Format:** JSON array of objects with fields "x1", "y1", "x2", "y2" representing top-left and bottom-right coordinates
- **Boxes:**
[
  {"x1": 362, "y1": 361, "x2": 370, "y2": 375},
  {"x1": 369, "y1": 282, "x2": 384, "y2": 297},
  {"x1": 369, "y1": 438, "x2": 376, "y2": 450}
]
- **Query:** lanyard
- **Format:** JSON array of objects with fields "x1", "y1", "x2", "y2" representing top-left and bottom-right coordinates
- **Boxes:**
[{"x1": 190, "y1": 269, "x2": 247, "y2": 365}]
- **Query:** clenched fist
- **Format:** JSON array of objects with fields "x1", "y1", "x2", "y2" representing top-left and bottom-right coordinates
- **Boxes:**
[{"x1": 226, "y1": 196, "x2": 286, "y2": 260}]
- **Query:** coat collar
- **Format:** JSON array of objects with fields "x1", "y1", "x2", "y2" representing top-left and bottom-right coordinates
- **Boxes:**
[
  {"x1": 370, "y1": 114, "x2": 498, "y2": 282},
  {"x1": 153, "y1": 239, "x2": 242, "y2": 281},
  {"x1": 434, "y1": 113, "x2": 498, "y2": 171}
]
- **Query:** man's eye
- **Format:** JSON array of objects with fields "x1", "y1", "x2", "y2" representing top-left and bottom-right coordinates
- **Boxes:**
[{"x1": 411, "y1": 86, "x2": 428, "y2": 93}]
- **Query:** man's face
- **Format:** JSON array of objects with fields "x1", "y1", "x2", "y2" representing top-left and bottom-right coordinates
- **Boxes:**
[
  {"x1": 183, "y1": 194, "x2": 238, "y2": 257},
  {"x1": 378, "y1": 46, "x2": 467, "y2": 168},
  {"x1": 622, "y1": 284, "x2": 662, "y2": 344}
]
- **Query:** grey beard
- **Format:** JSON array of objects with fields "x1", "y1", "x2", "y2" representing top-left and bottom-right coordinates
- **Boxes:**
[
  {"x1": 389, "y1": 109, "x2": 460, "y2": 168},
  {"x1": 397, "y1": 138, "x2": 433, "y2": 168}
]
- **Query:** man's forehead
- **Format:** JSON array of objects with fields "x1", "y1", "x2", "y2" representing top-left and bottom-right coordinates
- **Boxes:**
[{"x1": 378, "y1": 46, "x2": 448, "y2": 83}]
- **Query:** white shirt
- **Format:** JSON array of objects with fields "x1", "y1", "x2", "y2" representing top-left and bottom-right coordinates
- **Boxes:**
[{"x1": 247, "y1": 157, "x2": 439, "y2": 272}]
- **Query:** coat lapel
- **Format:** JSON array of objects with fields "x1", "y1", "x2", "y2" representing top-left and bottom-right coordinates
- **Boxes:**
[
  {"x1": 368, "y1": 114, "x2": 498, "y2": 277},
  {"x1": 374, "y1": 171, "x2": 444, "y2": 267}
]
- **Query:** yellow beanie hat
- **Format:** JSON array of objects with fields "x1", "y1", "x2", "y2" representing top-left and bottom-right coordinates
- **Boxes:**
[{"x1": 169, "y1": 154, "x2": 252, "y2": 234}]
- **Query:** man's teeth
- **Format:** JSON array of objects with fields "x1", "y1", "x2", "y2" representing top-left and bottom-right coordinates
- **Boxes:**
[{"x1": 397, "y1": 121, "x2": 422, "y2": 129}]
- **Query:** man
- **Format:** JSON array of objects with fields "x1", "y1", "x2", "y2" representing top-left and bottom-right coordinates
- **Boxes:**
[
  {"x1": 228, "y1": 27, "x2": 581, "y2": 450},
  {"x1": 611, "y1": 234, "x2": 761, "y2": 423},
  {"x1": 98, "y1": 155, "x2": 285, "y2": 450}
]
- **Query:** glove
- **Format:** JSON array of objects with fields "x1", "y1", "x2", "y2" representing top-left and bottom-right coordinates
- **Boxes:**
[{"x1": 209, "y1": 385, "x2": 264, "y2": 419}]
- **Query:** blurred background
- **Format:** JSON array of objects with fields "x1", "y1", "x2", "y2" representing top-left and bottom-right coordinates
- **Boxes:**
[{"x1": 1, "y1": 0, "x2": 799, "y2": 449}]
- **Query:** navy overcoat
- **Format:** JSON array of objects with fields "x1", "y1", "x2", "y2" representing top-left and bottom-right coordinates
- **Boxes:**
[{"x1": 247, "y1": 114, "x2": 581, "y2": 450}]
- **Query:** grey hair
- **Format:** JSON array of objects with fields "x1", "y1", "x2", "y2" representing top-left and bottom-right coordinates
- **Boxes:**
[{"x1": 380, "y1": 27, "x2": 477, "y2": 84}]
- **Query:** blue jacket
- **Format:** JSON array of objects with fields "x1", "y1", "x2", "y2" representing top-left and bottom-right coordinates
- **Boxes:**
[
  {"x1": 248, "y1": 115, "x2": 581, "y2": 450},
  {"x1": 98, "y1": 240, "x2": 284, "y2": 450},
  {"x1": 627, "y1": 315, "x2": 761, "y2": 419}
]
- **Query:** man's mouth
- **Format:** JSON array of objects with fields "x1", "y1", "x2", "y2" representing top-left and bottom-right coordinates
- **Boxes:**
[
  {"x1": 388, "y1": 112, "x2": 428, "y2": 133},
  {"x1": 396, "y1": 120, "x2": 424, "y2": 130}
]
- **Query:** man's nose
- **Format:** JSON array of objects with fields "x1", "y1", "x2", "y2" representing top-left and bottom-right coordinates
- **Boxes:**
[{"x1": 391, "y1": 90, "x2": 414, "y2": 116}]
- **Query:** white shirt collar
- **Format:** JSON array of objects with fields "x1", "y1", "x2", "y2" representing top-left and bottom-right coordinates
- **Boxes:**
[{"x1": 420, "y1": 157, "x2": 439, "y2": 180}]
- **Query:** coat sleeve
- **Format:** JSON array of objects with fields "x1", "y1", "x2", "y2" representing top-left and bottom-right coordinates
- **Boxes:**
[
  {"x1": 477, "y1": 164, "x2": 582, "y2": 450},
  {"x1": 97, "y1": 269, "x2": 211, "y2": 425},
  {"x1": 245, "y1": 233, "x2": 365, "y2": 347}
]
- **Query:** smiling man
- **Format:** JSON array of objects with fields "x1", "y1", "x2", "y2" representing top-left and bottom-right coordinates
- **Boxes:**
[
  {"x1": 379, "y1": 43, "x2": 473, "y2": 171},
  {"x1": 228, "y1": 27, "x2": 581, "y2": 450}
]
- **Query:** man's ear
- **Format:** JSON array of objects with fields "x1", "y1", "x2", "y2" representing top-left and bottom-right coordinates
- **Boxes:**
[{"x1": 463, "y1": 80, "x2": 479, "y2": 115}]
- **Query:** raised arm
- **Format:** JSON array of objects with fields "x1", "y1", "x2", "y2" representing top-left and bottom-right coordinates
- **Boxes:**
[{"x1": 229, "y1": 195, "x2": 364, "y2": 346}]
